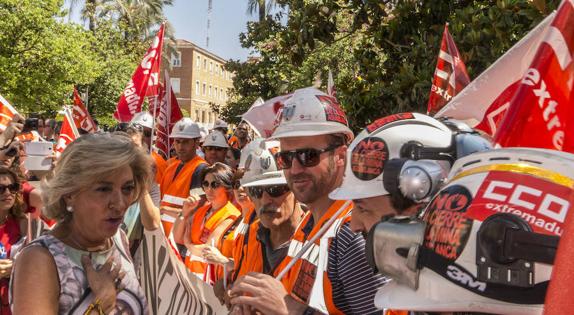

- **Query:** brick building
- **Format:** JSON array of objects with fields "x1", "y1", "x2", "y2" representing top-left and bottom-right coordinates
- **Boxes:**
[{"x1": 168, "y1": 39, "x2": 234, "y2": 126}]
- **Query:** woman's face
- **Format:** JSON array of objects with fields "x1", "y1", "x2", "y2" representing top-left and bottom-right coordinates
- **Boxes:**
[
  {"x1": 0, "y1": 175, "x2": 16, "y2": 213},
  {"x1": 202, "y1": 173, "x2": 229, "y2": 206},
  {"x1": 66, "y1": 165, "x2": 136, "y2": 242},
  {"x1": 233, "y1": 185, "x2": 254, "y2": 212}
]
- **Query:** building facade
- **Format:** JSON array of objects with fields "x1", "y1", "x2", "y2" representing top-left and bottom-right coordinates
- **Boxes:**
[{"x1": 168, "y1": 39, "x2": 233, "y2": 126}]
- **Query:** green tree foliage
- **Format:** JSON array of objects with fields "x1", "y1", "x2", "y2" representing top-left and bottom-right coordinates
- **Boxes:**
[
  {"x1": 222, "y1": 0, "x2": 559, "y2": 130},
  {"x1": 0, "y1": 0, "x2": 100, "y2": 113}
]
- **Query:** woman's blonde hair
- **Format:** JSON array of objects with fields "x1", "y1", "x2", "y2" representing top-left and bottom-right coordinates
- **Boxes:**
[{"x1": 42, "y1": 132, "x2": 152, "y2": 221}]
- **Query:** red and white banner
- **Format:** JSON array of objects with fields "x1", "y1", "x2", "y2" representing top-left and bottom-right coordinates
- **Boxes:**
[
  {"x1": 72, "y1": 87, "x2": 97, "y2": 133},
  {"x1": 114, "y1": 23, "x2": 165, "y2": 122},
  {"x1": 150, "y1": 72, "x2": 183, "y2": 158},
  {"x1": 241, "y1": 95, "x2": 291, "y2": 137},
  {"x1": 327, "y1": 69, "x2": 336, "y2": 97},
  {"x1": 427, "y1": 23, "x2": 471, "y2": 116},
  {"x1": 0, "y1": 94, "x2": 19, "y2": 131},
  {"x1": 55, "y1": 107, "x2": 80, "y2": 157},
  {"x1": 494, "y1": 1, "x2": 574, "y2": 151},
  {"x1": 435, "y1": 13, "x2": 555, "y2": 137}
]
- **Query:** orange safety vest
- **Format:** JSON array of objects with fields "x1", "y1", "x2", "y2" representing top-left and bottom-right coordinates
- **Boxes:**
[
  {"x1": 151, "y1": 151, "x2": 167, "y2": 184},
  {"x1": 228, "y1": 135, "x2": 247, "y2": 150},
  {"x1": 184, "y1": 201, "x2": 240, "y2": 280},
  {"x1": 159, "y1": 155, "x2": 206, "y2": 236},
  {"x1": 278, "y1": 200, "x2": 353, "y2": 315}
]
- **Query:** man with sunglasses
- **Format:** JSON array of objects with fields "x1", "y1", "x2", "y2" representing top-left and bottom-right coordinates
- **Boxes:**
[
  {"x1": 202, "y1": 131, "x2": 230, "y2": 166},
  {"x1": 230, "y1": 87, "x2": 385, "y2": 315},
  {"x1": 158, "y1": 118, "x2": 208, "y2": 237}
]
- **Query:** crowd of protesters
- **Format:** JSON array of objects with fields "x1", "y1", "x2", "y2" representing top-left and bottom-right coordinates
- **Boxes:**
[{"x1": 0, "y1": 86, "x2": 567, "y2": 315}]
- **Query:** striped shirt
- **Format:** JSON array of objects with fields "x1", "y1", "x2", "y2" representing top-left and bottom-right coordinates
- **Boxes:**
[{"x1": 327, "y1": 222, "x2": 386, "y2": 314}]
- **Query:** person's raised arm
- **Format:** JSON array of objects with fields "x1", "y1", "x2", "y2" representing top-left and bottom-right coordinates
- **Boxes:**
[{"x1": 139, "y1": 192, "x2": 161, "y2": 231}]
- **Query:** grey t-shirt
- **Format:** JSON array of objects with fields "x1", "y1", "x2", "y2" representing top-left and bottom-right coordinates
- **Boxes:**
[{"x1": 256, "y1": 225, "x2": 290, "y2": 274}]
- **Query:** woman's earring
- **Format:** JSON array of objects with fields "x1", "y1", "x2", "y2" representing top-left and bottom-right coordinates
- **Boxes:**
[{"x1": 66, "y1": 205, "x2": 74, "y2": 213}]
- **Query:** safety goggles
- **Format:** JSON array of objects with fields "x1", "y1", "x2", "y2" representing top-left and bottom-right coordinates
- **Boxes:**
[
  {"x1": 274, "y1": 145, "x2": 341, "y2": 170},
  {"x1": 0, "y1": 183, "x2": 20, "y2": 194},
  {"x1": 201, "y1": 180, "x2": 221, "y2": 190},
  {"x1": 247, "y1": 185, "x2": 290, "y2": 199}
]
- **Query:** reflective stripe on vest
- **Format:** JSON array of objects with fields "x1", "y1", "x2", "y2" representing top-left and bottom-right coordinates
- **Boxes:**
[{"x1": 161, "y1": 194, "x2": 186, "y2": 206}]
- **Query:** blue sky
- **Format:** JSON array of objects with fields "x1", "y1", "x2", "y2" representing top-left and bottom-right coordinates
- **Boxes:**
[
  {"x1": 67, "y1": 0, "x2": 256, "y2": 61},
  {"x1": 164, "y1": 0, "x2": 256, "y2": 61}
]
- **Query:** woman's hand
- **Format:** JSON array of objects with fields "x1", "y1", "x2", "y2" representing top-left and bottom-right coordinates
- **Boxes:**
[
  {"x1": 201, "y1": 245, "x2": 230, "y2": 265},
  {"x1": 82, "y1": 255, "x2": 125, "y2": 313},
  {"x1": 0, "y1": 259, "x2": 13, "y2": 279},
  {"x1": 182, "y1": 194, "x2": 202, "y2": 218}
]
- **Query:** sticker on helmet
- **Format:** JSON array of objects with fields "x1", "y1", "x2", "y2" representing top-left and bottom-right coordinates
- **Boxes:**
[
  {"x1": 316, "y1": 95, "x2": 348, "y2": 125},
  {"x1": 466, "y1": 171, "x2": 572, "y2": 236},
  {"x1": 351, "y1": 137, "x2": 388, "y2": 180},
  {"x1": 366, "y1": 113, "x2": 415, "y2": 133},
  {"x1": 422, "y1": 185, "x2": 474, "y2": 261},
  {"x1": 260, "y1": 156, "x2": 271, "y2": 170}
]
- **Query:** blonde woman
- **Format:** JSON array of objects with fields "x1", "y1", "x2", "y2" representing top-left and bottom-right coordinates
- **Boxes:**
[{"x1": 11, "y1": 133, "x2": 151, "y2": 314}]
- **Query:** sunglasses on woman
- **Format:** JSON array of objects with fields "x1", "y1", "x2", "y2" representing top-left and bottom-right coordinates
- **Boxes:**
[
  {"x1": 202, "y1": 180, "x2": 221, "y2": 190},
  {"x1": 0, "y1": 183, "x2": 19, "y2": 194},
  {"x1": 274, "y1": 145, "x2": 341, "y2": 170},
  {"x1": 247, "y1": 185, "x2": 290, "y2": 199}
]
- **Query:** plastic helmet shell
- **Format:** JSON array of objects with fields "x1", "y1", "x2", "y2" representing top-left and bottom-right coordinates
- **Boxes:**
[
  {"x1": 270, "y1": 87, "x2": 354, "y2": 142},
  {"x1": 130, "y1": 112, "x2": 154, "y2": 129},
  {"x1": 330, "y1": 113, "x2": 452, "y2": 201},
  {"x1": 169, "y1": 118, "x2": 201, "y2": 139},
  {"x1": 203, "y1": 130, "x2": 229, "y2": 148},
  {"x1": 213, "y1": 119, "x2": 228, "y2": 130},
  {"x1": 374, "y1": 148, "x2": 574, "y2": 314},
  {"x1": 240, "y1": 138, "x2": 286, "y2": 187}
]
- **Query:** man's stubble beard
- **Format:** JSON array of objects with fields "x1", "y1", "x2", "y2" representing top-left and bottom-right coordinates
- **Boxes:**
[{"x1": 288, "y1": 154, "x2": 338, "y2": 205}]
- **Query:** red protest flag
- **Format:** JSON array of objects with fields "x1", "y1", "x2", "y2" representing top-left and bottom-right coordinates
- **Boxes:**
[
  {"x1": 327, "y1": 69, "x2": 336, "y2": 97},
  {"x1": 72, "y1": 87, "x2": 97, "y2": 133},
  {"x1": 0, "y1": 94, "x2": 19, "y2": 131},
  {"x1": 435, "y1": 13, "x2": 554, "y2": 137},
  {"x1": 149, "y1": 72, "x2": 183, "y2": 158},
  {"x1": 55, "y1": 107, "x2": 79, "y2": 158},
  {"x1": 427, "y1": 23, "x2": 471, "y2": 116},
  {"x1": 494, "y1": 1, "x2": 574, "y2": 151},
  {"x1": 114, "y1": 23, "x2": 165, "y2": 122}
]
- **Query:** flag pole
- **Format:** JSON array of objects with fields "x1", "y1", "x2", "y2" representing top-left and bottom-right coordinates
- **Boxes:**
[
  {"x1": 150, "y1": 96, "x2": 158, "y2": 155},
  {"x1": 165, "y1": 70, "x2": 172, "y2": 159}
]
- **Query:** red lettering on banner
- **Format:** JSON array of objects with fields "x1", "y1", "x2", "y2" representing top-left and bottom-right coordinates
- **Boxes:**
[
  {"x1": 467, "y1": 171, "x2": 573, "y2": 236},
  {"x1": 366, "y1": 113, "x2": 415, "y2": 133}
]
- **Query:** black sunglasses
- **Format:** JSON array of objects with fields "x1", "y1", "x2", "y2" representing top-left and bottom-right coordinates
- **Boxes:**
[
  {"x1": 247, "y1": 185, "x2": 290, "y2": 199},
  {"x1": 202, "y1": 180, "x2": 221, "y2": 190},
  {"x1": 232, "y1": 181, "x2": 241, "y2": 190},
  {"x1": 143, "y1": 130, "x2": 152, "y2": 138},
  {"x1": 275, "y1": 145, "x2": 341, "y2": 170},
  {"x1": 0, "y1": 183, "x2": 19, "y2": 194}
]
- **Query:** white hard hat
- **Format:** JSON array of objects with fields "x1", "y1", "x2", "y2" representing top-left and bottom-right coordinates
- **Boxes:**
[
  {"x1": 130, "y1": 112, "x2": 154, "y2": 129},
  {"x1": 271, "y1": 87, "x2": 354, "y2": 142},
  {"x1": 199, "y1": 125, "x2": 209, "y2": 142},
  {"x1": 213, "y1": 119, "x2": 228, "y2": 130},
  {"x1": 203, "y1": 131, "x2": 229, "y2": 148},
  {"x1": 240, "y1": 138, "x2": 286, "y2": 187},
  {"x1": 368, "y1": 148, "x2": 573, "y2": 314},
  {"x1": 169, "y1": 118, "x2": 201, "y2": 139},
  {"x1": 330, "y1": 113, "x2": 454, "y2": 201}
]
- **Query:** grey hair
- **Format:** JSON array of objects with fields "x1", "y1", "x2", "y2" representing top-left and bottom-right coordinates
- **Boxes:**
[{"x1": 42, "y1": 132, "x2": 152, "y2": 221}]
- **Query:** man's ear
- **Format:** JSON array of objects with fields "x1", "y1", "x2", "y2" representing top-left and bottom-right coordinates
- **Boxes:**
[{"x1": 335, "y1": 145, "x2": 347, "y2": 167}]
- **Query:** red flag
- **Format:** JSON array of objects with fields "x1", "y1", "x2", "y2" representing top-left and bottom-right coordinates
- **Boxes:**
[
  {"x1": 241, "y1": 94, "x2": 292, "y2": 137},
  {"x1": 0, "y1": 94, "x2": 19, "y2": 131},
  {"x1": 495, "y1": 1, "x2": 574, "y2": 151},
  {"x1": 114, "y1": 23, "x2": 165, "y2": 122},
  {"x1": 72, "y1": 87, "x2": 97, "y2": 133},
  {"x1": 427, "y1": 23, "x2": 471, "y2": 116},
  {"x1": 150, "y1": 73, "x2": 183, "y2": 158},
  {"x1": 55, "y1": 108, "x2": 79, "y2": 158},
  {"x1": 435, "y1": 13, "x2": 554, "y2": 137}
]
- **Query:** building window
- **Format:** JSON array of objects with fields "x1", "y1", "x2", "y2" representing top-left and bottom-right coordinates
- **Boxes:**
[
  {"x1": 171, "y1": 52, "x2": 182, "y2": 67},
  {"x1": 208, "y1": 85, "x2": 212, "y2": 97},
  {"x1": 201, "y1": 111, "x2": 206, "y2": 123},
  {"x1": 170, "y1": 78, "x2": 180, "y2": 94},
  {"x1": 195, "y1": 81, "x2": 200, "y2": 95},
  {"x1": 203, "y1": 59, "x2": 207, "y2": 70},
  {"x1": 195, "y1": 110, "x2": 199, "y2": 120},
  {"x1": 214, "y1": 86, "x2": 218, "y2": 99},
  {"x1": 196, "y1": 56, "x2": 200, "y2": 68},
  {"x1": 220, "y1": 66, "x2": 224, "y2": 76},
  {"x1": 220, "y1": 88, "x2": 224, "y2": 100},
  {"x1": 209, "y1": 62, "x2": 213, "y2": 73},
  {"x1": 202, "y1": 83, "x2": 206, "y2": 95}
]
